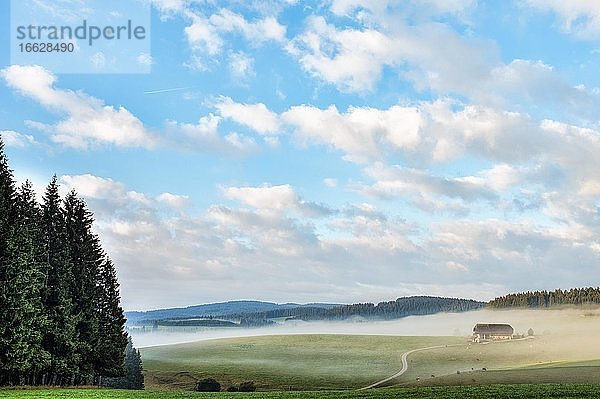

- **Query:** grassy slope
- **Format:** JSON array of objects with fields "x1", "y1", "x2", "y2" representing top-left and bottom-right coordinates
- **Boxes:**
[
  {"x1": 2, "y1": 385, "x2": 600, "y2": 399},
  {"x1": 141, "y1": 335, "x2": 465, "y2": 391},
  {"x1": 141, "y1": 333, "x2": 600, "y2": 391}
]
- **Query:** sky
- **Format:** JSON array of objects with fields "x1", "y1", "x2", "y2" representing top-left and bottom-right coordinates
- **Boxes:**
[{"x1": 1, "y1": 0, "x2": 600, "y2": 311}]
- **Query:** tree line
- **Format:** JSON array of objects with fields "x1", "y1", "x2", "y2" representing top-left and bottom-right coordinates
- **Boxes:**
[
  {"x1": 226, "y1": 296, "x2": 484, "y2": 323},
  {"x1": 488, "y1": 287, "x2": 600, "y2": 308},
  {"x1": 0, "y1": 140, "x2": 128, "y2": 386}
]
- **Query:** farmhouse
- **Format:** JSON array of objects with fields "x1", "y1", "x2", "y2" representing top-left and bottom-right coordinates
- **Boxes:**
[{"x1": 472, "y1": 323, "x2": 514, "y2": 342}]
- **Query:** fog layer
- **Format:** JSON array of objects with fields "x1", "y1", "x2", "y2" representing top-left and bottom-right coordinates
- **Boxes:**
[{"x1": 132, "y1": 307, "x2": 600, "y2": 358}]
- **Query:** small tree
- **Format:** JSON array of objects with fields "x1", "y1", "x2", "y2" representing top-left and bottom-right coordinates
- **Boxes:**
[
  {"x1": 238, "y1": 381, "x2": 256, "y2": 392},
  {"x1": 103, "y1": 336, "x2": 144, "y2": 389},
  {"x1": 194, "y1": 378, "x2": 221, "y2": 392},
  {"x1": 527, "y1": 328, "x2": 534, "y2": 336}
]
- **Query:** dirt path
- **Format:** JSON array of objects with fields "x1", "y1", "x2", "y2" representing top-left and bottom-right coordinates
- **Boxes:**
[
  {"x1": 359, "y1": 344, "x2": 460, "y2": 390},
  {"x1": 360, "y1": 337, "x2": 535, "y2": 390}
]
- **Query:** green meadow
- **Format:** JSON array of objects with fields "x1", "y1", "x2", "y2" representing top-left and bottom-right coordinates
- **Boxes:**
[
  {"x1": 141, "y1": 335, "x2": 464, "y2": 391},
  {"x1": 2, "y1": 384, "x2": 600, "y2": 399},
  {"x1": 140, "y1": 333, "x2": 600, "y2": 391}
]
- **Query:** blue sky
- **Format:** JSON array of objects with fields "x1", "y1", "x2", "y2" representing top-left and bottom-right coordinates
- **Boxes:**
[{"x1": 2, "y1": 0, "x2": 600, "y2": 310}]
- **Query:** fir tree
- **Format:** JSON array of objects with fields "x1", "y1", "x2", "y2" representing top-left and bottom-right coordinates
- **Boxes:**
[
  {"x1": 0, "y1": 140, "x2": 18, "y2": 385},
  {"x1": 63, "y1": 192, "x2": 102, "y2": 384},
  {"x1": 103, "y1": 336, "x2": 144, "y2": 390},
  {"x1": 41, "y1": 176, "x2": 79, "y2": 385},
  {"x1": 2, "y1": 182, "x2": 50, "y2": 385},
  {"x1": 95, "y1": 257, "x2": 128, "y2": 379}
]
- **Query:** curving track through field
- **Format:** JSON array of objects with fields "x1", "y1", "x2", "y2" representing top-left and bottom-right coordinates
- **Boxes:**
[{"x1": 359, "y1": 344, "x2": 461, "y2": 390}]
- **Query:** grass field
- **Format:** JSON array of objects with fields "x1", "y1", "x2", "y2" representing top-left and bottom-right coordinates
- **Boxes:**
[
  {"x1": 141, "y1": 335, "x2": 465, "y2": 391},
  {"x1": 141, "y1": 332, "x2": 600, "y2": 392},
  {"x1": 2, "y1": 384, "x2": 600, "y2": 399}
]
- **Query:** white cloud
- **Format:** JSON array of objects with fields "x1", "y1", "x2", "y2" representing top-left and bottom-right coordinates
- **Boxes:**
[
  {"x1": 360, "y1": 163, "x2": 497, "y2": 213},
  {"x1": 484, "y1": 59, "x2": 599, "y2": 118},
  {"x1": 282, "y1": 103, "x2": 421, "y2": 163},
  {"x1": 223, "y1": 184, "x2": 298, "y2": 210},
  {"x1": 525, "y1": 0, "x2": 600, "y2": 39},
  {"x1": 167, "y1": 113, "x2": 258, "y2": 154},
  {"x1": 151, "y1": 0, "x2": 186, "y2": 15},
  {"x1": 278, "y1": 99, "x2": 543, "y2": 165},
  {"x1": 1, "y1": 65, "x2": 156, "y2": 149},
  {"x1": 60, "y1": 174, "x2": 127, "y2": 200},
  {"x1": 157, "y1": 192, "x2": 189, "y2": 209},
  {"x1": 216, "y1": 97, "x2": 281, "y2": 135},
  {"x1": 330, "y1": 0, "x2": 476, "y2": 19},
  {"x1": 184, "y1": 8, "x2": 286, "y2": 57},
  {"x1": 228, "y1": 51, "x2": 255, "y2": 82},
  {"x1": 287, "y1": 14, "x2": 493, "y2": 93},
  {"x1": 185, "y1": 14, "x2": 223, "y2": 55},
  {"x1": 0, "y1": 130, "x2": 37, "y2": 148},
  {"x1": 286, "y1": 16, "x2": 400, "y2": 92},
  {"x1": 209, "y1": 9, "x2": 286, "y2": 43},
  {"x1": 286, "y1": 11, "x2": 599, "y2": 122},
  {"x1": 222, "y1": 183, "x2": 333, "y2": 217}
]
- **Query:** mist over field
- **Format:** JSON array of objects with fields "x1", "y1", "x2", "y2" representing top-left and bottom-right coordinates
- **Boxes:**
[{"x1": 132, "y1": 307, "x2": 600, "y2": 364}]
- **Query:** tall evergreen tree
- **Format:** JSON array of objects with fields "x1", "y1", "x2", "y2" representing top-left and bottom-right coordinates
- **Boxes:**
[
  {"x1": 41, "y1": 176, "x2": 80, "y2": 385},
  {"x1": 1, "y1": 182, "x2": 50, "y2": 385},
  {"x1": 0, "y1": 140, "x2": 18, "y2": 385},
  {"x1": 63, "y1": 192, "x2": 103, "y2": 384},
  {"x1": 95, "y1": 256, "x2": 128, "y2": 379}
]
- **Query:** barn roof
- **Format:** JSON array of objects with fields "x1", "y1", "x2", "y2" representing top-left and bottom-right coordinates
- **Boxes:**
[{"x1": 473, "y1": 323, "x2": 514, "y2": 335}]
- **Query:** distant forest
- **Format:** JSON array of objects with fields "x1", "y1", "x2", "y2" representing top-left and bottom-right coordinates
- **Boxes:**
[
  {"x1": 0, "y1": 141, "x2": 129, "y2": 386},
  {"x1": 236, "y1": 296, "x2": 485, "y2": 323},
  {"x1": 488, "y1": 287, "x2": 600, "y2": 308},
  {"x1": 132, "y1": 296, "x2": 485, "y2": 327}
]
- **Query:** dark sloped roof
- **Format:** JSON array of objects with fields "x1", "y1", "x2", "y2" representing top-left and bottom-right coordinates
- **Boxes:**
[{"x1": 473, "y1": 323, "x2": 514, "y2": 335}]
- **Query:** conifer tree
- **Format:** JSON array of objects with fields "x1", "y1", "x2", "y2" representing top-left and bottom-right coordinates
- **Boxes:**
[
  {"x1": 103, "y1": 336, "x2": 144, "y2": 389},
  {"x1": 41, "y1": 176, "x2": 79, "y2": 385},
  {"x1": 63, "y1": 192, "x2": 102, "y2": 384},
  {"x1": 95, "y1": 256, "x2": 128, "y2": 379},
  {"x1": 2, "y1": 182, "x2": 50, "y2": 385},
  {"x1": 0, "y1": 140, "x2": 18, "y2": 385}
]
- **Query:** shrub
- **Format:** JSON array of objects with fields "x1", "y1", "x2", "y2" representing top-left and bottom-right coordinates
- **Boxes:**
[
  {"x1": 226, "y1": 386, "x2": 239, "y2": 392},
  {"x1": 239, "y1": 381, "x2": 256, "y2": 392},
  {"x1": 194, "y1": 378, "x2": 221, "y2": 392}
]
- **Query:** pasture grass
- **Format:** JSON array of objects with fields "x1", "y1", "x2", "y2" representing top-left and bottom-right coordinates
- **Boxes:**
[
  {"x1": 141, "y1": 335, "x2": 464, "y2": 391},
  {"x1": 140, "y1": 334, "x2": 600, "y2": 391},
  {"x1": 2, "y1": 384, "x2": 600, "y2": 399}
]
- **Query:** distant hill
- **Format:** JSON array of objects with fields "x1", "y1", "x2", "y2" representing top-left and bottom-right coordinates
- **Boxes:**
[
  {"x1": 228, "y1": 296, "x2": 485, "y2": 323},
  {"x1": 488, "y1": 287, "x2": 600, "y2": 308},
  {"x1": 126, "y1": 296, "x2": 484, "y2": 326},
  {"x1": 125, "y1": 300, "x2": 341, "y2": 325}
]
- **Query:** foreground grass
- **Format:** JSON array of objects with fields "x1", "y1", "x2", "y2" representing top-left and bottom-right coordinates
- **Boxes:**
[
  {"x1": 141, "y1": 333, "x2": 600, "y2": 391},
  {"x1": 2, "y1": 384, "x2": 600, "y2": 399},
  {"x1": 141, "y1": 335, "x2": 464, "y2": 391},
  {"x1": 399, "y1": 366, "x2": 600, "y2": 387}
]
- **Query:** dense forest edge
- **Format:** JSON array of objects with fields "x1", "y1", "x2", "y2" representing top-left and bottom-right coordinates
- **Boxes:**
[
  {"x1": 488, "y1": 287, "x2": 600, "y2": 308},
  {"x1": 0, "y1": 140, "x2": 141, "y2": 388}
]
